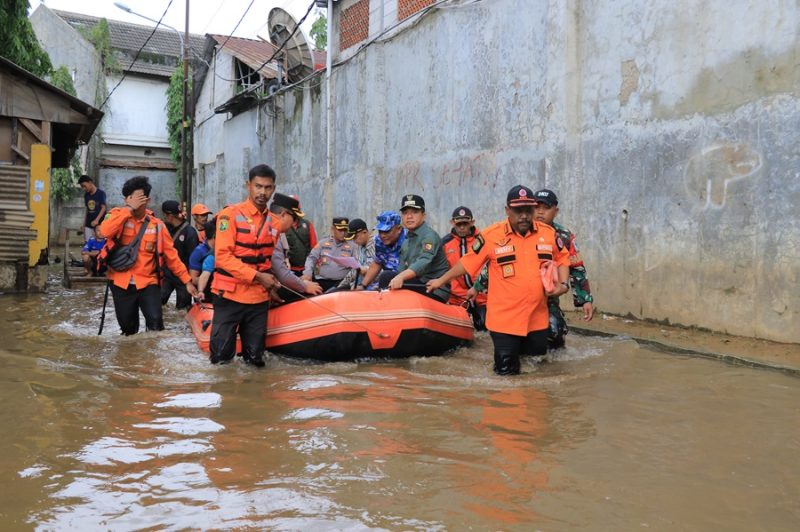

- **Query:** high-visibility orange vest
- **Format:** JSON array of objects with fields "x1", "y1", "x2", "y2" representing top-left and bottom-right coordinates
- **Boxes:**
[{"x1": 212, "y1": 200, "x2": 278, "y2": 304}]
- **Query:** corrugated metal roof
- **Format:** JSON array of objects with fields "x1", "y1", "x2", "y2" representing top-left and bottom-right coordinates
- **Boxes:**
[
  {"x1": 52, "y1": 9, "x2": 206, "y2": 78},
  {"x1": 0, "y1": 165, "x2": 36, "y2": 262},
  {"x1": 209, "y1": 34, "x2": 280, "y2": 79}
]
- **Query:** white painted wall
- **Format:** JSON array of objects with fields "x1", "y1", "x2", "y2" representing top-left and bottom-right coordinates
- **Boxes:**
[{"x1": 102, "y1": 75, "x2": 171, "y2": 148}]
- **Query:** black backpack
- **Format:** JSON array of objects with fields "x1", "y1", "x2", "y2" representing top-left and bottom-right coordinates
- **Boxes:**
[{"x1": 101, "y1": 216, "x2": 151, "y2": 272}]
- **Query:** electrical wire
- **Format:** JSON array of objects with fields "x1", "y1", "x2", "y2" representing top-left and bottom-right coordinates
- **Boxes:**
[
  {"x1": 214, "y1": 0, "x2": 256, "y2": 52},
  {"x1": 250, "y1": 0, "x2": 316, "y2": 75},
  {"x1": 99, "y1": 0, "x2": 175, "y2": 109}
]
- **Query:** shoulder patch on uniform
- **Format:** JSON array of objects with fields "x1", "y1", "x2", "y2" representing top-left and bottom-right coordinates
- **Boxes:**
[
  {"x1": 472, "y1": 234, "x2": 485, "y2": 253},
  {"x1": 423, "y1": 242, "x2": 433, "y2": 252},
  {"x1": 219, "y1": 219, "x2": 229, "y2": 232},
  {"x1": 556, "y1": 236, "x2": 565, "y2": 250}
]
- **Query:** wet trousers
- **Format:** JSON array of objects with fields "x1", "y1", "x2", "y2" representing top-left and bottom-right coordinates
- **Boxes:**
[
  {"x1": 209, "y1": 295, "x2": 269, "y2": 366},
  {"x1": 110, "y1": 284, "x2": 163, "y2": 335},
  {"x1": 489, "y1": 329, "x2": 549, "y2": 375},
  {"x1": 547, "y1": 301, "x2": 568, "y2": 349},
  {"x1": 160, "y1": 273, "x2": 192, "y2": 310}
]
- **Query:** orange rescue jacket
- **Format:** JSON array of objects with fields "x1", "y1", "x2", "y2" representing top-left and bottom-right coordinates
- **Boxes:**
[
  {"x1": 442, "y1": 227, "x2": 488, "y2": 306},
  {"x1": 460, "y1": 220, "x2": 569, "y2": 336},
  {"x1": 212, "y1": 199, "x2": 280, "y2": 304},
  {"x1": 98, "y1": 207, "x2": 191, "y2": 290}
]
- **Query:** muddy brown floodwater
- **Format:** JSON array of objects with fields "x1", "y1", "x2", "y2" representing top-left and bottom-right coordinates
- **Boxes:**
[{"x1": 1, "y1": 277, "x2": 798, "y2": 530}]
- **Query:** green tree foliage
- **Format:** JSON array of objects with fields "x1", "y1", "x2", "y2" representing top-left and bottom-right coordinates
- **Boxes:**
[
  {"x1": 49, "y1": 66, "x2": 76, "y2": 96},
  {"x1": 48, "y1": 66, "x2": 82, "y2": 201},
  {"x1": 166, "y1": 67, "x2": 191, "y2": 193},
  {"x1": 310, "y1": 14, "x2": 327, "y2": 51},
  {"x1": 81, "y1": 18, "x2": 119, "y2": 75},
  {"x1": 0, "y1": 0, "x2": 53, "y2": 77}
]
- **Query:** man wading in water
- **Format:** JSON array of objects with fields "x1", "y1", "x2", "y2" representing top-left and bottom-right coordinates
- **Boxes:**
[
  {"x1": 427, "y1": 185, "x2": 570, "y2": 375},
  {"x1": 99, "y1": 176, "x2": 199, "y2": 335}
]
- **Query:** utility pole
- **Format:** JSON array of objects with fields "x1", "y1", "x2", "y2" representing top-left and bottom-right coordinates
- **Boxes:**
[{"x1": 181, "y1": 0, "x2": 190, "y2": 211}]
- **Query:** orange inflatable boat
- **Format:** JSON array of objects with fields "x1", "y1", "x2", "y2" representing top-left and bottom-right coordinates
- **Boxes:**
[{"x1": 186, "y1": 289, "x2": 474, "y2": 361}]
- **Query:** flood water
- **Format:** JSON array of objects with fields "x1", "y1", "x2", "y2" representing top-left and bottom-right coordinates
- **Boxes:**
[{"x1": 1, "y1": 276, "x2": 798, "y2": 530}]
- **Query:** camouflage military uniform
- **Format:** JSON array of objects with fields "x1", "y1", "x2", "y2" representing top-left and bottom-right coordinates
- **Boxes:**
[{"x1": 547, "y1": 221, "x2": 593, "y2": 348}]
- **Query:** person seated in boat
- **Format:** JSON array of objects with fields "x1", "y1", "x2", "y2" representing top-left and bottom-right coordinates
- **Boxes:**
[
  {"x1": 81, "y1": 227, "x2": 106, "y2": 276},
  {"x1": 442, "y1": 206, "x2": 488, "y2": 330},
  {"x1": 385, "y1": 194, "x2": 451, "y2": 302},
  {"x1": 426, "y1": 185, "x2": 570, "y2": 375},
  {"x1": 271, "y1": 196, "x2": 323, "y2": 303},
  {"x1": 196, "y1": 220, "x2": 216, "y2": 302},
  {"x1": 336, "y1": 218, "x2": 376, "y2": 290},
  {"x1": 357, "y1": 210, "x2": 405, "y2": 291},
  {"x1": 284, "y1": 195, "x2": 318, "y2": 277},
  {"x1": 188, "y1": 221, "x2": 214, "y2": 287},
  {"x1": 301, "y1": 217, "x2": 354, "y2": 292}
]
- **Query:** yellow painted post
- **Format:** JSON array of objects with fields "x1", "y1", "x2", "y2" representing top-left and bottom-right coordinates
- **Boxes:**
[{"x1": 29, "y1": 144, "x2": 51, "y2": 266}]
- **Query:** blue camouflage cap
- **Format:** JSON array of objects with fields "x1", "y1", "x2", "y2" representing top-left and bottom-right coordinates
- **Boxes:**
[{"x1": 375, "y1": 210, "x2": 401, "y2": 231}]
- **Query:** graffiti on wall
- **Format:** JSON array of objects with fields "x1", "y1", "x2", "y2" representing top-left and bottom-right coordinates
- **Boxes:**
[{"x1": 683, "y1": 143, "x2": 762, "y2": 209}]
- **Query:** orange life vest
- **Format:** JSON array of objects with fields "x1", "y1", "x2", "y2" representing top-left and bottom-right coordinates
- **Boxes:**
[{"x1": 212, "y1": 204, "x2": 277, "y2": 302}]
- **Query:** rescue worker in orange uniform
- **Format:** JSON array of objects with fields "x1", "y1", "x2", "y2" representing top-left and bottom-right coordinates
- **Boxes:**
[
  {"x1": 99, "y1": 176, "x2": 199, "y2": 335},
  {"x1": 441, "y1": 206, "x2": 488, "y2": 331},
  {"x1": 427, "y1": 185, "x2": 570, "y2": 375},
  {"x1": 209, "y1": 165, "x2": 294, "y2": 367},
  {"x1": 191, "y1": 203, "x2": 212, "y2": 242}
]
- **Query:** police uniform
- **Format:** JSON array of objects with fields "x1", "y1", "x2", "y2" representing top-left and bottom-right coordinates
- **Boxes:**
[
  {"x1": 459, "y1": 185, "x2": 569, "y2": 374},
  {"x1": 99, "y1": 206, "x2": 191, "y2": 335},
  {"x1": 303, "y1": 218, "x2": 354, "y2": 292},
  {"x1": 210, "y1": 196, "x2": 281, "y2": 366}
]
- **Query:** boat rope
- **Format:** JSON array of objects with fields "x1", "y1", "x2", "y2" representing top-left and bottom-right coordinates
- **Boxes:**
[{"x1": 279, "y1": 286, "x2": 390, "y2": 339}]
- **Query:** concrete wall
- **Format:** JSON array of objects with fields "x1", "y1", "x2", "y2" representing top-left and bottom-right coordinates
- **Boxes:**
[
  {"x1": 31, "y1": 6, "x2": 104, "y2": 240},
  {"x1": 193, "y1": 0, "x2": 800, "y2": 343},
  {"x1": 101, "y1": 168, "x2": 180, "y2": 217},
  {"x1": 30, "y1": 6, "x2": 103, "y2": 105}
]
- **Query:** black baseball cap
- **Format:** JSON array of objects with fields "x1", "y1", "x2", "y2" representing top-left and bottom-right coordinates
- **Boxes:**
[
  {"x1": 333, "y1": 217, "x2": 350, "y2": 230},
  {"x1": 344, "y1": 218, "x2": 368, "y2": 240},
  {"x1": 162, "y1": 200, "x2": 181, "y2": 215},
  {"x1": 451, "y1": 206, "x2": 473, "y2": 222},
  {"x1": 533, "y1": 188, "x2": 559, "y2": 206},
  {"x1": 400, "y1": 194, "x2": 425, "y2": 211},
  {"x1": 506, "y1": 185, "x2": 537, "y2": 207},
  {"x1": 270, "y1": 193, "x2": 304, "y2": 218}
]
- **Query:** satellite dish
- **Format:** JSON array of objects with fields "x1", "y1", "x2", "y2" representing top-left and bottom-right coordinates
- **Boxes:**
[{"x1": 267, "y1": 7, "x2": 313, "y2": 83}]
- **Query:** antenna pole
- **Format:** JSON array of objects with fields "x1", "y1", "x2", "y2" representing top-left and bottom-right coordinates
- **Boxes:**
[{"x1": 325, "y1": 0, "x2": 334, "y2": 223}]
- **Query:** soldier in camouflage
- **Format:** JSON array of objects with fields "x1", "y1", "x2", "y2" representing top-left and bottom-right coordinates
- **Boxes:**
[{"x1": 532, "y1": 189, "x2": 594, "y2": 349}]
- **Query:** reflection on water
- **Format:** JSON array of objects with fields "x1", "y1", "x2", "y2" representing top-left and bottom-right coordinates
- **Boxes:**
[{"x1": 0, "y1": 279, "x2": 798, "y2": 530}]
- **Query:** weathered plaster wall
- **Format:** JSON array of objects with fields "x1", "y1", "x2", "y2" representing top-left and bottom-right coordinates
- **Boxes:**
[
  {"x1": 193, "y1": 0, "x2": 800, "y2": 343},
  {"x1": 100, "y1": 168, "x2": 180, "y2": 217}
]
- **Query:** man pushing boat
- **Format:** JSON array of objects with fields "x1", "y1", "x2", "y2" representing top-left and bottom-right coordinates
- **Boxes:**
[{"x1": 208, "y1": 165, "x2": 296, "y2": 367}]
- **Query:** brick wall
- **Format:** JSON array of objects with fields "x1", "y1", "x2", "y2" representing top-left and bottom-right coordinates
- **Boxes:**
[
  {"x1": 340, "y1": 0, "x2": 370, "y2": 51},
  {"x1": 398, "y1": 0, "x2": 436, "y2": 20}
]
